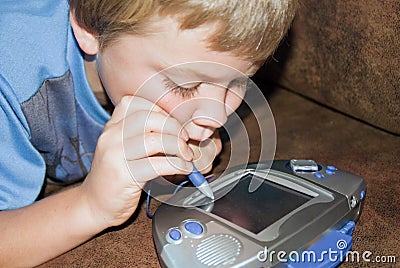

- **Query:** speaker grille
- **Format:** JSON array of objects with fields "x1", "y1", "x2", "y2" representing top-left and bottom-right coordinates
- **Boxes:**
[{"x1": 196, "y1": 234, "x2": 242, "y2": 266}]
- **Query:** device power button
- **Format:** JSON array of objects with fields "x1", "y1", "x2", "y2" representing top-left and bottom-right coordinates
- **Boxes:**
[
  {"x1": 184, "y1": 221, "x2": 204, "y2": 235},
  {"x1": 166, "y1": 228, "x2": 183, "y2": 244},
  {"x1": 169, "y1": 229, "x2": 182, "y2": 240}
]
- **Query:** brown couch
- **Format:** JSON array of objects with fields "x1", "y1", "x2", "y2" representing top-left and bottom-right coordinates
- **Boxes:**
[
  {"x1": 40, "y1": 1, "x2": 399, "y2": 267},
  {"x1": 262, "y1": 0, "x2": 400, "y2": 135}
]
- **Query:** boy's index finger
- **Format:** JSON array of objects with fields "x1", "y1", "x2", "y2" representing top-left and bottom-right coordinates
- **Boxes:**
[
  {"x1": 123, "y1": 110, "x2": 188, "y2": 141},
  {"x1": 143, "y1": 111, "x2": 188, "y2": 140},
  {"x1": 125, "y1": 96, "x2": 165, "y2": 115},
  {"x1": 110, "y1": 95, "x2": 166, "y2": 124}
]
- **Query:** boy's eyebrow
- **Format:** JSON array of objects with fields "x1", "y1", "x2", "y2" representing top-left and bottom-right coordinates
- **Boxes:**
[
  {"x1": 162, "y1": 64, "x2": 248, "y2": 86},
  {"x1": 163, "y1": 65, "x2": 220, "y2": 82}
]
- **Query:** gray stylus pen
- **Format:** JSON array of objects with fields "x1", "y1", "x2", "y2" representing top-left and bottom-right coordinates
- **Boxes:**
[{"x1": 187, "y1": 163, "x2": 214, "y2": 199}]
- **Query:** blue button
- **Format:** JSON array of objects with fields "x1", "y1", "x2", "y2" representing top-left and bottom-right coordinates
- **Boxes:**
[
  {"x1": 325, "y1": 169, "x2": 335, "y2": 175},
  {"x1": 360, "y1": 190, "x2": 366, "y2": 199},
  {"x1": 314, "y1": 172, "x2": 324, "y2": 179},
  {"x1": 184, "y1": 221, "x2": 203, "y2": 235},
  {"x1": 327, "y1": 165, "x2": 337, "y2": 171},
  {"x1": 168, "y1": 229, "x2": 182, "y2": 241}
]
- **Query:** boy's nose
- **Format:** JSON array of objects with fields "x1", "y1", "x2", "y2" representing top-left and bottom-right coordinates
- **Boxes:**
[
  {"x1": 191, "y1": 113, "x2": 226, "y2": 129},
  {"x1": 191, "y1": 99, "x2": 227, "y2": 129}
]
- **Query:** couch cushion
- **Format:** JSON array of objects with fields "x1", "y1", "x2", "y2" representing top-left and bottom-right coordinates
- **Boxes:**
[{"x1": 261, "y1": 0, "x2": 400, "y2": 134}]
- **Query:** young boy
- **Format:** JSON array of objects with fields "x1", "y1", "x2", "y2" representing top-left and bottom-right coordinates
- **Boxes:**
[{"x1": 0, "y1": 0, "x2": 297, "y2": 266}]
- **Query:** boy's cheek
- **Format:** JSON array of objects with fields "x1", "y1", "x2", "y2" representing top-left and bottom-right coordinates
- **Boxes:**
[
  {"x1": 225, "y1": 90, "x2": 245, "y2": 116},
  {"x1": 156, "y1": 96, "x2": 194, "y2": 123}
]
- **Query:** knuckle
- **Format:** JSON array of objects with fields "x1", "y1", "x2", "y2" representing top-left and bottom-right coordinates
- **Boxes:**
[
  {"x1": 119, "y1": 95, "x2": 134, "y2": 108},
  {"x1": 144, "y1": 132, "x2": 159, "y2": 144},
  {"x1": 177, "y1": 138, "x2": 187, "y2": 150},
  {"x1": 132, "y1": 110, "x2": 149, "y2": 124},
  {"x1": 135, "y1": 110, "x2": 154, "y2": 128}
]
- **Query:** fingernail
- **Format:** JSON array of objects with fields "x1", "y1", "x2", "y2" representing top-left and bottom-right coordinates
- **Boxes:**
[
  {"x1": 187, "y1": 147, "x2": 194, "y2": 159},
  {"x1": 180, "y1": 129, "x2": 189, "y2": 141}
]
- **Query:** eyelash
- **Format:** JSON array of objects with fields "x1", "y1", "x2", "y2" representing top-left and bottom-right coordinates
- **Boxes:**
[{"x1": 163, "y1": 78, "x2": 201, "y2": 98}]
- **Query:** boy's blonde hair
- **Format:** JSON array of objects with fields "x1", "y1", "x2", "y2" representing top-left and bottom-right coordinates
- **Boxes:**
[{"x1": 69, "y1": 0, "x2": 297, "y2": 64}]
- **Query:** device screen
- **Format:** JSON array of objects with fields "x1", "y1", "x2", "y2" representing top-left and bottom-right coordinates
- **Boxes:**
[{"x1": 209, "y1": 175, "x2": 312, "y2": 234}]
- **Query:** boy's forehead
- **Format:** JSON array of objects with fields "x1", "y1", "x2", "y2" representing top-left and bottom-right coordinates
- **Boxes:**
[
  {"x1": 112, "y1": 16, "x2": 257, "y2": 81},
  {"x1": 146, "y1": 17, "x2": 241, "y2": 61}
]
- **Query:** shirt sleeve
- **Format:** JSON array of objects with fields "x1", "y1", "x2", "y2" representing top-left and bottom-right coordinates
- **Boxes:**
[{"x1": 0, "y1": 74, "x2": 45, "y2": 210}]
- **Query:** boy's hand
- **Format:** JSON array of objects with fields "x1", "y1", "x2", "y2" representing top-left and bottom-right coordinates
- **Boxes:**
[
  {"x1": 188, "y1": 131, "x2": 222, "y2": 174},
  {"x1": 81, "y1": 96, "x2": 194, "y2": 229}
]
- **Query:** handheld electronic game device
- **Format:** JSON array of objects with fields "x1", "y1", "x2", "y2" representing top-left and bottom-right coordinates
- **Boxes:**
[{"x1": 152, "y1": 160, "x2": 366, "y2": 267}]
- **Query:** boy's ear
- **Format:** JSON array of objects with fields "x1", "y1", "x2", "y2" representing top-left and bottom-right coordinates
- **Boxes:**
[{"x1": 70, "y1": 11, "x2": 99, "y2": 55}]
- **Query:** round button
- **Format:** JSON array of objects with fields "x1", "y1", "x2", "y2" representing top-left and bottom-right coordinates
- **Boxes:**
[
  {"x1": 325, "y1": 169, "x2": 335, "y2": 175},
  {"x1": 314, "y1": 172, "x2": 324, "y2": 179},
  {"x1": 184, "y1": 221, "x2": 204, "y2": 235},
  {"x1": 327, "y1": 165, "x2": 337, "y2": 171},
  {"x1": 168, "y1": 228, "x2": 182, "y2": 241}
]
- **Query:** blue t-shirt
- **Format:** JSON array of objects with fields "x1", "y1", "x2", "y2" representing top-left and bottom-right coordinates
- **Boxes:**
[{"x1": 0, "y1": 0, "x2": 110, "y2": 209}]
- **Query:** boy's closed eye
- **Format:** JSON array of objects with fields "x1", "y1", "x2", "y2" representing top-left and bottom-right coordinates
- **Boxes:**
[
  {"x1": 163, "y1": 77, "x2": 202, "y2": 98},
  {"x1": 163, "y1": 76, "x2": 248, "y2": 99}
]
